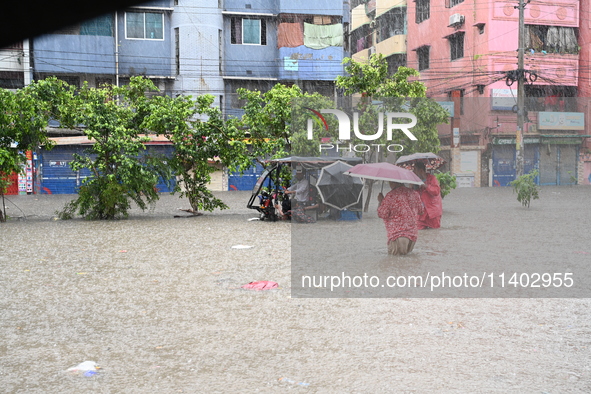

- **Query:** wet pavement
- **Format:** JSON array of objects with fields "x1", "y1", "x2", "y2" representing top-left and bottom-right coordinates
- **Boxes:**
[{"x1": 1, "y1": 187, "x2": 590, "y2": 392}]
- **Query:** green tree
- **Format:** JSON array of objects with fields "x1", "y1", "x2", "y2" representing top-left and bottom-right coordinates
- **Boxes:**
[
  {"x1": 335, "y1": 54, "x2": 448, "y2": 158},
  {"x1": 509, "y1": 170, "x2": 540, "y2": 208},
  {"x1": 146, "y1": 93, "x2": 248, "y2": 214},
  {"x1": 237, "y1": 84, "x2": 338, "y2": 163},
  {"x1": 335, "y1": 54, "x2": 449, "y2": 211},
  {"x1": 58, "y1": 77, "x2": 173, "y2": 220},
  {"x1": 0, "y1": 78, "x2": 70, "y2": 222}
]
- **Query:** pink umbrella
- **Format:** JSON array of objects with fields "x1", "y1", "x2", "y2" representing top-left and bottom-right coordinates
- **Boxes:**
[{"x1": 343, "y1": 162, "x2": 424, "y2": 185}]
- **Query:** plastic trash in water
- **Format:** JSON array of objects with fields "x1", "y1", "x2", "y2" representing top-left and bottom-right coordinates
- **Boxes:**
[
  {"x1": 66, "y1": 361, "x2": 100, "y2": 375},
  {"x1": 83, "y1": 370, "x2": 98, "y2": 377},
  {"x1": 279, "y1": 377, "x2": 310, "y2": 387},
  {"x1": 241, "y1": 281, "x2": 279, "y2": 290},
  {"x1": 231, "y1": 245, "x2": 253, "y2": 249}
]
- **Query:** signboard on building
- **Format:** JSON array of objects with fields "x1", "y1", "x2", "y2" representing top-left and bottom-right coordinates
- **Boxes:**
[
  {"x1": 538, "y1": 112, "x2": 584, "y2": 130},
  {"x1": 491, "y1": 89, "x2": 517, "y2": 111},
  {"x1": 438, "y1": 101, "x2": 454, "y2": 117},
  {"x1": 460, "y1": 151, "x2": 478, "y2": 173},
  {"x1": 493, "y1": 137, "x2": 540, "y2": 145},
  {"x1": 455, "y1": 174, "x2": 475, "y2": 188},
  {"x1": 283, "y1": 57, "x2": 298, "y2": 71},
  {"x1": 452, "y1": 127, "x2": 460, "y2": 146}
]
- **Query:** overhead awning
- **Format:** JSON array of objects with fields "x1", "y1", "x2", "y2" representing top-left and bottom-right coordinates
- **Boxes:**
[
  {"x1": 443, "y1": 30, "x2": 465, "y2": 39},
  {"x1": 222, "y1": 11, "x2": 276, "y2": 17}
]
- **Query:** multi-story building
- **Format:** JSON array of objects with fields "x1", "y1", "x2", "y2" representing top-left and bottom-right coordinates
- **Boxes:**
[
  {"x1": 348, "y1": 0, "x2": 591, "y2": 186},
  {"x1": 577, "y1": 0, "x2": 591, "y2": 184},
  {"x1": 222, "y1": 0, "x2": 347, "y2": 119},
  {"x1": 221, "y1": 0, "x2": 348, "y2": 189},
  {"x1": 2, "y1": 1, "x2": 349, "y2": 193},
  {"x1": 404, "y1": 0, "x2": 590, "y2": 186},
  {"x1": 350, "y1": 0, "x2": 407, "y2": 74}
]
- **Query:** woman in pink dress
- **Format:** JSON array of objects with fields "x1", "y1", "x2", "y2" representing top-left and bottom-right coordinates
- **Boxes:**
[{"x1": 377, "y1": 182, "x2": 423, "y2": 255}]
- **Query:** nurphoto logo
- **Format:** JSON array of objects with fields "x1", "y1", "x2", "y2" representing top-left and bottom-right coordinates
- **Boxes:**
[{"x1": 305, "y1": 108, "x2": 417, "y2": 153}]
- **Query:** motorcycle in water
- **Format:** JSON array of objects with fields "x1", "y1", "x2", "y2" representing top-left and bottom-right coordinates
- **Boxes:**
[{"x1": 256, "y1": 188, "x2": 290, "y2": 221}]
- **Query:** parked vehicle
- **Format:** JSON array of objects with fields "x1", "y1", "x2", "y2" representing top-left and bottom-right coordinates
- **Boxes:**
[{"x1": 247, "y1": 156, "x2": 363, "y2": 221}]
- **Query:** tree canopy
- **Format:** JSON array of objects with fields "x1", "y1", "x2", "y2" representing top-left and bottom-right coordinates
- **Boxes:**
[
  {"x1": 335, "y1": 54, "x2": 449, "y2": 158},
  {"x1": 237, "y1": 84, "x2": 338, "y2": 160},
  {"x1": 0, "y1": 78, "x2": 72, "y2": 221}
]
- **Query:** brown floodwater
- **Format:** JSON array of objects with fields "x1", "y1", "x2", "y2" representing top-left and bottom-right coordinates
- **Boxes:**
[{"x1": 1, "y1": 186, "x2": 590, "y2": 392}]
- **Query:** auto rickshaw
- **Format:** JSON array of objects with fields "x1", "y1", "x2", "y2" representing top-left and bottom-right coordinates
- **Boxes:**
[{"x1": 247, "y1": 156, "x2": 363, "y2": 221}]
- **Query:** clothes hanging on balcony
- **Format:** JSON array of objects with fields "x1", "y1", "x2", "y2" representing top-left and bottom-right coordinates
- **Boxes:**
[
  {"x1": 546, "y1": 26, "x2": 577, "y2": 53},
  {"x1": 356, "y1": 37, "x2": 366, "y2": 53},
  {"x1": 277, "y1": 23, "x2": 304, "y2": 48},
  {"x1": 303, "y1": 23, "x2": 343, "y2": 49},
  {"x1": 525, "y1": 27, "x2": 544, "y2": 51},
  {"x1": 546, "y1": 26, "x2": 559, "y2": 52},
  {"x1": 560, "y1": 27, "x2": 577, "y2": 53}
]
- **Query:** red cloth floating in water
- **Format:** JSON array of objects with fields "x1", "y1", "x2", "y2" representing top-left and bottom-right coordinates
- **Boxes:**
[{"x1": 241, "y1": 281, "x2": 278, "y2": 290}]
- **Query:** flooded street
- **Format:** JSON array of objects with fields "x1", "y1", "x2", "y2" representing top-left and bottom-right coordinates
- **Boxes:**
[{"x1": 1, "y1": 187, "x2": 590, "y2": 392}]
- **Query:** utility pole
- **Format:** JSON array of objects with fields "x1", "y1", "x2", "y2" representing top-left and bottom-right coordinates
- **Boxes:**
[{"x1": 515, "y1": 0, "x2": 527, "y2": 178}]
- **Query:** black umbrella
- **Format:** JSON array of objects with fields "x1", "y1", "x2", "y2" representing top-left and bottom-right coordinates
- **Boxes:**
[{"x1": 315, "y1": 161, "x2": 364, "y2": 210}]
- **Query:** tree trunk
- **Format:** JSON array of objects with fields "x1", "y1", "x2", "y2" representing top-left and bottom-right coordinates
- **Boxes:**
[{"x1": 0, "y1": 190, "x2": 6, "y2": 223}]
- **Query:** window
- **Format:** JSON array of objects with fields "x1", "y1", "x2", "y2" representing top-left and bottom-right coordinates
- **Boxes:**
[
  {"x1": 52, "y1": 15, "x2": 114, "y2": 36},
  {"x1": 351, "y1": 24, "x2": 372, "y2": 54},
  {"x1": 377, "y1": 7, "x2": 406, "y2": 42},
  {"x1": 416, "y1": 0, "x2": 430, "y2": 23},
  {"x1": 0, "y1": 71, "x2": 24, "y2": 89},
  {"x1": 96, "y1": 77, "x2": 114, "y2": 88},
  {"x1": 81, "y1": 14, "x2": 113, "y2": 36},
  {"x1": 449, "y1": 32, "x2": 464, "y2": 60},
  {"x1": 126, "y1": 12, "x2": 164, "y2": 39},
  {"x1": 446, "y1": 0, "x2": 464, "y2": 7},
  {"x1": 417, "y1": 46, "x2": 429, "y2": 71},
  {"x1": 525, "y1": 25, "x2": 578, "y2": 54},
  {"x1": 385, "y1": 54, "x2": 407, "y2": 75},
  {"x1": 231, "y1": 17, "x2": 267, "y2": 45},
  {"x1": 56, "y1": 75, "x2": 81, "y2": 88}
]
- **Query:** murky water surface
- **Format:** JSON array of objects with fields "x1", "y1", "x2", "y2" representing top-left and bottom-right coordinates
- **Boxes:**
[{"x1": 1, "y1": 187, "x2": 590, "y2": 392}]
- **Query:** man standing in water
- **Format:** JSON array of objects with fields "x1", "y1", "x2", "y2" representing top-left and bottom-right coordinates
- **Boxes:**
[
  {"x1": 377, "y1": 182, "x2": 423, "y2": 255},
  {"x1": 281, "y1": 167, "x2": 316, "y2": 223}
]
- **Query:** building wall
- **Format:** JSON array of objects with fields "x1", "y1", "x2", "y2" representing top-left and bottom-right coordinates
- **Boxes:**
[
  {"x1": 279, "y1": 0, "x2": 343, "y2": 15},
  {"x1": 407, "y1": 0, "x2": 580, "y2": 97},
  {"x1": 222, "y1": 16, "x2": 278, "y2": 79},
  {"x1": 117, "y1": 9, "x2": 173, "y2": 77},
  {"x1": 170, "y1": 1, "x2": 224, "y2": 102},
  {"x1": 224, "y1": 0, "x2": 277, "y2": 13},
  {"x1": 33, "y1": 35, "x2": 116, "y2": 75},
  {"x1": 0, "y1": 41, "x2": 28, "y2": 88},
  {"x1": 278, "y1": 46, "x2": 343, "y2": 81},
  {"x1": 579, "y1": 0, "x2": 591, "y2": 97}
]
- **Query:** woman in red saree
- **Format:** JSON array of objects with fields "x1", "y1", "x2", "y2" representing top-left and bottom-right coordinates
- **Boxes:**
[{"x1": 413, "y1": 162, "x2": 443, "y2": 229}]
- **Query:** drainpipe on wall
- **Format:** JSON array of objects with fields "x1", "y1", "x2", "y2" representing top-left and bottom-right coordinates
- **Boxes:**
[
  {"x1": 23, "y1": 39, "x2": 32, "y2": 86},
  {"x1": 115, "y1": 11, "x2": 119, "y2": 87}
]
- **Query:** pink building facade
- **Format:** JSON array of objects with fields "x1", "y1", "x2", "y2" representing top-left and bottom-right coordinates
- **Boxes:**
[{"x1": 403, "y1": 0, "x2": 590, "y2": 186}]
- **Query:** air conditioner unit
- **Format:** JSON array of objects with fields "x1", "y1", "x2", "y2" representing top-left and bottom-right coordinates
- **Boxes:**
[
  {"x1": 449, "y1": 13, "x2": 464, "y2": 26},
  {"x1": 368, "y1": 46, "x2": 376, "y2": 56}
]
